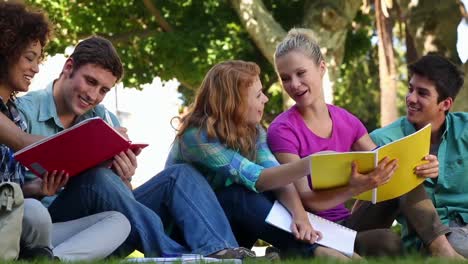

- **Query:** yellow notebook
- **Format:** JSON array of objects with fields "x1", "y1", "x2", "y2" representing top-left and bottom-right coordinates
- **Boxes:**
[{"x1": 310, "y1": 124, "x2": 431, "y2": 203}]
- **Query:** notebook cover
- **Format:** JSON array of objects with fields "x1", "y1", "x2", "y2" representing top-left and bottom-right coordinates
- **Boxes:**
[{"x1": 14, "y1": 117, "x2": 133, "y2": 177}]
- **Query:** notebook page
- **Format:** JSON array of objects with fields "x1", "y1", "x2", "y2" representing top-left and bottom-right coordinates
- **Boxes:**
[{"x1": 265, "y1": 200, "x2": 356, "y2": 257}]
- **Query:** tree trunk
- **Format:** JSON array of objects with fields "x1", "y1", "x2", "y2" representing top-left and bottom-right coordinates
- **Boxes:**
[
  {"x1": 376, "y1": 0, "x2": 398, "y2": 126},
  {"x1": 453, "y1": 64, "x2": 468, "y2": 111},
  {"x1": 404, "y1": 0, "x2": 467, "y2": 112},
  {"x1": 302, "y1": 0, "x2": 362, "y2": 104},
  {"x1": 231, "y1": 0, "x2": 361, "y2": 106},
  {"x1": 229, "y1": 0, "x2": 286, "y2": 65}
]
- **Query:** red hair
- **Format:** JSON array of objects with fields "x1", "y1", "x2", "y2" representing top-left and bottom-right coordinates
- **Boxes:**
[{"x1": 177, "y1": 60, "x2": 261, "y2": 159}]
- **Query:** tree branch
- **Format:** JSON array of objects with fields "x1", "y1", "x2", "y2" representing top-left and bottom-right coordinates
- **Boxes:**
[
  {"x1": 230, "y1": 0, "x2": 286, "y2": 64},
  {"x1": 143, "y1": 0, "x2": 174, "y2": 32}
]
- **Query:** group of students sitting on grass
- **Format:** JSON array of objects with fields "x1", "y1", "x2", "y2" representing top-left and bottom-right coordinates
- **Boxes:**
[{"x1": 1, "y1": 1, "x2": 467, "y2": 262}]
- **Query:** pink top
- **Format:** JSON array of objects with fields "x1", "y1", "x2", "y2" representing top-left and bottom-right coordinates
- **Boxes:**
[{"x1": 267, "y1": 104, "x2": 367, "y2": 222}]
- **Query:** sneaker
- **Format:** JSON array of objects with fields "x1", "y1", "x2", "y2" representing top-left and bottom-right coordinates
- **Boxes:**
[{"x1": 208, "y1": 247, "x2": 256, "y2": 259}]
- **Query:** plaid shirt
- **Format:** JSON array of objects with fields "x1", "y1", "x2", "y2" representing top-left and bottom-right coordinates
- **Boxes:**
[
  {"x1": 0, "y1": 96, "x2": 27, "y2": 185},
  {"x1": 166, "y1": 126, "x2": 279, "y2": 192}
]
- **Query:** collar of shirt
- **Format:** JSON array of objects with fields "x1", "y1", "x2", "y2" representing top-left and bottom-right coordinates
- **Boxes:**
[{"x1": 401, "y1": 113, "x2": 466, "y2": 141}]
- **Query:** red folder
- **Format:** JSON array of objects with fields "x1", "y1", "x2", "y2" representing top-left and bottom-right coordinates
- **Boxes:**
[{"x1": 13, "y1": 117, "x2": 148, "y2": 177}]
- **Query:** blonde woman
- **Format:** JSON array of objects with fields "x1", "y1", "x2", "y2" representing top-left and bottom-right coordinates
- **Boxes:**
[{"x1": 267, "y1": 28, "x2": 462, "y2": 259}]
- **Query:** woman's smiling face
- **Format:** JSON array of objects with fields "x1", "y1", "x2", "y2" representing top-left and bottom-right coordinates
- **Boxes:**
[{"x1": 275, "y1": 50, "x2": 326, "y2": 108}]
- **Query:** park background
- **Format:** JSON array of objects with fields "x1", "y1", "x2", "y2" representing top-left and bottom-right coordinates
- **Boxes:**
[{"x1": 22, "y1": 0, "x2": 468, "y2": 187}]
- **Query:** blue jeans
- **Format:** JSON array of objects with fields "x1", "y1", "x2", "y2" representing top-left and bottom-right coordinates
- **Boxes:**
[
  {"x1": 216, "y1": 184, "x2": 318, "y2": 257},
  {"x1": 47, "y1": 164, "x2": 238, "y2": 257}
]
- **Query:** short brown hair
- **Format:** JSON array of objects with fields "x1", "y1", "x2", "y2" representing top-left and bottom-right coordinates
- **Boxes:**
[{"x1": 70, "y1": 36, "x2": 124, "y2": 81}]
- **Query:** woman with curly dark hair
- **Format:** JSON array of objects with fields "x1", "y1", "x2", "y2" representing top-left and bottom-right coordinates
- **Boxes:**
[
  {"x1": 0, "y1": 2, "x2": 51, "y2": 96},
  {"x1": 0, "y1": 3, "x2": 55, "y2": 260},
  {"x1": 0, "y1": 2, "x2": 131, "y2": 261}
]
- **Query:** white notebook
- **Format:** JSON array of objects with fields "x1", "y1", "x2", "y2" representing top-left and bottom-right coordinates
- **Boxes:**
[{"x1": 265, "y1": 201, "x2": 357, "y2": 257}]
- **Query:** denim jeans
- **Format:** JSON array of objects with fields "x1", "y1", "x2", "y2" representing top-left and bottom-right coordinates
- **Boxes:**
[
  {"x1": 133, "y1": 164, "x2": 238, "y2": 254},
  {"x1": 47, "y1": 164, "x2": 238, "y2": 257},
  {"x1": 216, "y1": 184, "x2": 318, "y2": 257}
]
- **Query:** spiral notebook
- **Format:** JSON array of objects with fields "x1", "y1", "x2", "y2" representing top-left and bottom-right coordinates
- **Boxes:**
[{"x1": 265, "y1": 201, "x2": 356, "y2": 257}]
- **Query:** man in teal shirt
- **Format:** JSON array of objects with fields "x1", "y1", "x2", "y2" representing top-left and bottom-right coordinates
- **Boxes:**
[{"x1": 370, "y1": 54, "x2": 467, "y2": 256}]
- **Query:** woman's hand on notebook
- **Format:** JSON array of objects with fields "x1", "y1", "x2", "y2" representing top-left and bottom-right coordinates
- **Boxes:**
[
  {"x1": 41, "y1": 170, "x2": 69, "y2": 196},
  {"x1": 291, "y1": 213, "x2": 323, "y2": 244}
]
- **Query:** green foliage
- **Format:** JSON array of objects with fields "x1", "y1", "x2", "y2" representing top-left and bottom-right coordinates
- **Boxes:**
[
  {"x1": 263, "y1": 82, "x2": 283, "y2": 125},
  {"x1": 27, "y1": 0, "x2": 273, "y2": 104},
  {"x1": 334, "y1": 11, "x2": 381, "y2": 131},
  {"x1": 26, "y1": 0, "x2": 406, "y2": 125},
  {"x1": 262, "y1": 0, "x2": 304, "y2": 29},
  {"x1": 334, "y1": 10, "x2": 411, "y2": 131}
]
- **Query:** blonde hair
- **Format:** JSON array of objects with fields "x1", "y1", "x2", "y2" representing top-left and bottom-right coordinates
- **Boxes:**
[
  {"x1": 177, "y1": 60, "x2": 261, "y2": 159},
  {"x1": 274, "y1": 28, "x2": 324, "y2": 65}
]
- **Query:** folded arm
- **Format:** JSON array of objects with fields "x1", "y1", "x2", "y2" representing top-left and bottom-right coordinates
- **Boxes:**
[{"x1": 0, "y1": 113, "x2": 42, "y2": 151}]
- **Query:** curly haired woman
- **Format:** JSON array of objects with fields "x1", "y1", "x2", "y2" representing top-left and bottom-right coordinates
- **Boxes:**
[{"x1": 0, "y1": 2, "x2": 130, "y2": 261}]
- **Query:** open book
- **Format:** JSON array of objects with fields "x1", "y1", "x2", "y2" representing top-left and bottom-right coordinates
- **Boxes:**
[
  {"x1": 309, "y1": 124, "x2": 431, "y2": 203},
  {"x1": 14, "y1": 117, "x2": 148, "y2": 177},
  {"x1": 265, "y1": 201, "x2": 356, "y2": 257}
]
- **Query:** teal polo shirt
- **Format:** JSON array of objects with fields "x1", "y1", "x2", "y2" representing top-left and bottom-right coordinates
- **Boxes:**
[
  {"x1": 16, "y1": 81, "x2": 120, "y2": 206},
  {"x1": 370, "y1": 112, "x2": 468, "y2": 248}
]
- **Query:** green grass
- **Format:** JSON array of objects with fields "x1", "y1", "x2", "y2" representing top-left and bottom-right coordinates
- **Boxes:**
[
  {"x1": 5, "y1": 256, "x2": 467, "y2": 264},
  {"x1": 263, "y1": 256, "x2": 465, "y2": 264}
]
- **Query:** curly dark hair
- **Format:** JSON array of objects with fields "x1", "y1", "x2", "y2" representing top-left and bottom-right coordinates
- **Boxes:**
[{"x1": 0, "y1": 2, "x2": 52, "y2": 82}]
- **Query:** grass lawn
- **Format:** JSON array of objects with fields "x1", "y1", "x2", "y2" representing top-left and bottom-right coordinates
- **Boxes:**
[{"x1": 5, "y1": 256, "x2": 467, "y2": 264}]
